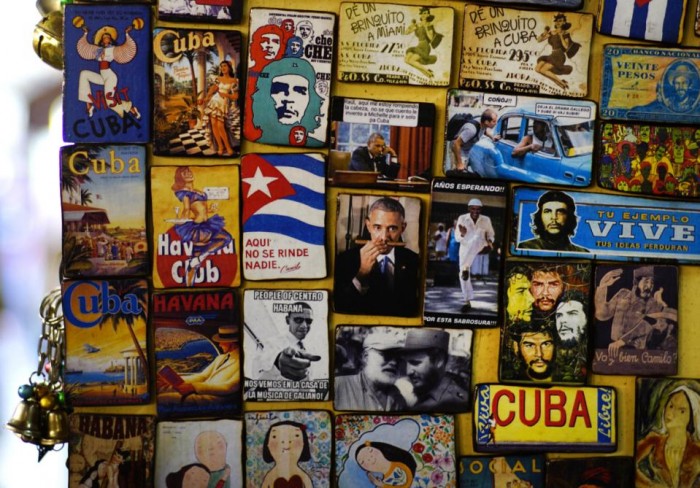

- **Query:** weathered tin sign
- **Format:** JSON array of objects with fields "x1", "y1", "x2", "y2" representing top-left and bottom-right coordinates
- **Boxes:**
[
  {"x1": 473, "y1": 384, "x2": 616, "y2": 452},
  {"x1": 459, "y1": 5, "x2": 593, "y2": 98},
  {"x1": 596, "y1": 0, "x2": 686, "y2": 44},
  {"x1": 592, "y1": 263, "x2": 678, "y2": 376},
  {"x1": 598, "y1": 121, "x2": 700, "y2": 198},
  {"x1": 333, "y1": 194, "x2": 422, "y2": 317},
  {"x1": 244, "y1": 8, "x2": 336, "y2": 147},
  {"x1": 600, "y1": 45, "x2": 700, "y2": 124},
  {"x1": 485, "y1": 0, "x2": 581, "y2": 8},
  {"x1": 241, "y1": 153, "x2": 327, "y2": 280},
  {"x1": 459, "y1": 454, "x2": 545, "y2": 487},
  {"x1": 330, "y1": 96, "x2": 435, "y2": 185},
  {"x1": 243, "y1": 289, "x2": 330, "y2": 402},
  {"x1": 334, "y1": 326, "x2": 472, "y2": 412},
  {"x1": 63, "y1": 3, "x2": 151, "y2": 143},
  {"x1": 337, "y1": 3, "x2": 454, "y2": 86},
  {"x1": 635, "y1": 378, "x2": 700, "y2": 487},
  {"x1": 444, "y1": 90, "x2": 595, "y2": 185},
  {"x1": 336, "y1": 414, "x2": 457, "y2": 487},
  {"x1": 152, "y1": 28, "x2": 242, "y2": 157},
  {"x1": 158, "y1": 0, "x2": 242, "y2": 24},
  {"x1": 245, "y1": 410, "x2": 332, "y2": 488},
  {"x1": 500, "y1": 259, "x2": 591, "y2": 384},
  {"x1": 511, "y1": 186, "x2": 700, "y2": 262},
  {"x1": 546, "y1": 456, "x2": 635, "y2": 487},
  {"x1": 424, "y1": 179, "x2": 507, "y2": 328}
]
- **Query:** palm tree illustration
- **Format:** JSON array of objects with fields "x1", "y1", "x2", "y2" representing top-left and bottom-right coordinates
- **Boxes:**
[{"x1": 98, "y1": 279, "x2": 149, "y2": 382}]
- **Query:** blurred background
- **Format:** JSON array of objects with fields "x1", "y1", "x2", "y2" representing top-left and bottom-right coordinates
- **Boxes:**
[{"x1": 0, "y1": 2, "x2": 67, "y2": 486}]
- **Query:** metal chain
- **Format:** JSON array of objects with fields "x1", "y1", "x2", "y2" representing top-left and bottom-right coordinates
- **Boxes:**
[{"x1": 35, "y1": 288, "x2": 63, "y2": 386}]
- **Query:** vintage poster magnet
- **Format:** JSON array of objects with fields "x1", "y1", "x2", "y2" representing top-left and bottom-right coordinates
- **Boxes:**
[
  {"x1": 67, "y1": 414, "x2": 155, "y2": 488},
  {"x1": 546, "y1": 456, "x2": 634, "y2": 487},
  {"x1": 151, "y1": 165, "x2": 239, "y2": 289},
  {"x1": 243, "y1": 289, "x2": 329, "y2": 402},
  {"x1": 245, "y1": 410, "x2": 332, "y2": 488},
  {"x1": 635, "y1": 378, "x2": 700, "y2": 487},
  {"x1": 500, "y1": 259, "x2": 591, "y2": 384},
  {"x1": 63, "y1": 4, "x2": 151, "y2": 143},
  {"x1": 600, "y1": 45, "x2": 700, "y2": 124},
  {"x1": 459, "y1": 454, "x2": 545, "y2": 487},
  {"x1": 443, "y1": 90, "x2": 595, "y2": 186},
  {"x1": 241, "y1": 153, "x2": 326, "y2": 280},
  {"x1": 591, "y1": 264, "x2": 678, "y2": 376},
  {"x1": 155, "y1": 419, "x2": 243, "y2": 488},
  {"x1": 337, "y1": 3, "x2": 454, "y2": 86},
  {"x1": 459, "y1": 6, "x2": 593, "y2": 98},
  {"x1": 423, "y1": 179, "x2": 507, "y2": 328},
  {"x1": 511, "y1": 186, "x2": 700, "y2": 262},
  {"x1": 333, "y1": 194, "x2": 422, "y2": 317},
  {"x1": 483, "y1": 0, "x2": 581, "y2": 8},
  {"x1": 60, "y1": 144, "x2": 147, "y2": 279},
  {"x1": 473, "y1": 383, "x2": 617, "y2": 452},
  {"x1": 158, "y1": 0, "x2": 242, "y2": 24},
  {"x1": 329, "y1": 96, "x2": 435, "y2": 184},
  {"x1": 335, "y1": 413, "x2": 457, "y2": 487},
  {"x1": 334, "y1": 326, "x2": 472, "y2": 413},
  {"x1": 63, "y1": 278, "x2": 149, "y2": 407},
  {"x1": 153, "y1": 289, "x2": 241, "y2": 418},
  {"x1": 153, "y1": 28, "x2": 242, "y2": 157},
  {"x1": 597, "y1": 0, "x2": 686, "y2": 44},
  {"x1": 243, "y1": 8, "x2": 335, "y2": 147},
  {"x1": 598, "y1": 121, "x2": 700, "y2": 197}
]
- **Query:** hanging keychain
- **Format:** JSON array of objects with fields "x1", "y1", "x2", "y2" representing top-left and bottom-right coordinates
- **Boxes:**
[{"x1": 5, "y1": 288, "x2": 71, "y2": 461}]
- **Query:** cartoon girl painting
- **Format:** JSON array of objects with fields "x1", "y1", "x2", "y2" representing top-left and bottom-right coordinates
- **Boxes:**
[
  {"x1": 171, "y1": 166, "x2": 233, "y2": 287},
  {"x1": 261, "y1": 421, "x2": 313, "y2": 488},
  {"x1": 338, "y1": 418, "x2": 422, "y2": 488},
  {"x1": 355, "y1": 441, "x2": 416, "y2": 488}
]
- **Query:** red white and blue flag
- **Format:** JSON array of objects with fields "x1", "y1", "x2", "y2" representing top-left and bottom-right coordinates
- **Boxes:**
[
  {"x1": 241, "y1": 153, "x2": 326, "y2": 279},
  {"x1": 597, "y1": 0, "x2": 685, "y2": 43}
]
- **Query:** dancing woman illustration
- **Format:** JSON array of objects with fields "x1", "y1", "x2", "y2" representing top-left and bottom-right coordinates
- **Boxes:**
[
  {"x1": 202, "y1": 60, "x2": 238, "y2": 156},
  {"x1": 261, "y1": 421, "x2": 313, "y2": 488},
  {"x1": 73, "y1": 16, "x2": 144, "y2": 119},
  {"x1": 404, "y1": 7, "x2": 443, "y2": 79},
  {"x1": 355, "y1": 441, "x2": 416, "y2": 488},
  {"x1": 171, "y1": 166, "x2": 233, "y2": 287},
  {"x1": 535, "y1": 13, "x2": 580, "y2": 90}
]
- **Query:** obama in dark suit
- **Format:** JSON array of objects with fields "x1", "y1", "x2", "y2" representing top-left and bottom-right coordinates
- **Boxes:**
[{"x1": 334, "y1": 197, "x2": 420, "y2": 317}]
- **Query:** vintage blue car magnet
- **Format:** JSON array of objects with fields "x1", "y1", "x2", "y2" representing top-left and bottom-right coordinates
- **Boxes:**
[
  {"x1": 473, "y1": 383, "x2": 616, "y2": 453},
  {"x1": 444, "y1": 90, "x2": 595, "y2": 186},
  {"x1": 511, "y1": 186, "x2": 700, "y2": 262}
]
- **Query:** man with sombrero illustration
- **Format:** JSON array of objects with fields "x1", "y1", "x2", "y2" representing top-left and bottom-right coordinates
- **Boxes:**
[
  {"x1": 165, "y1": 325, "x2": 240, "y2": 404},
  {"x1": 74, "y1": 16, "x2": 143, "y2": 119}
]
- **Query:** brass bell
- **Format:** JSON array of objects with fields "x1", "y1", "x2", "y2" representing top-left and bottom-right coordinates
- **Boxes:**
[
  {"x1": 41, "y1": 408, "x2": 70, "y2": 446},
  {"x1": 36, "y1": 0, "x2": 62, "y2": 17},
  {"x1": 6, "y1": 400, "x2": 43, "y2": 445},
  {"x1": 33, "y1": 10, "x2": 63, "y2": 70}
]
